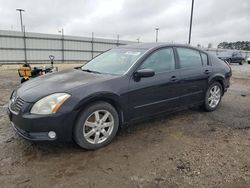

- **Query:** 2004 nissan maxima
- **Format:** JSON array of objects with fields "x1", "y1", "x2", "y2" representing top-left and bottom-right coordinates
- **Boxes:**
[{"x1": 8, "y1": 43, "x2": 232, "y2": 150}]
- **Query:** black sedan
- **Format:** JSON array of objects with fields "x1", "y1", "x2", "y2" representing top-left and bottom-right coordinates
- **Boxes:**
[
  {"x1": 218, "y1": 52, "x2": 245, "y2": 65},
  {"x1": 8, "y1": 43, "x2": 232, "y2": 150}
]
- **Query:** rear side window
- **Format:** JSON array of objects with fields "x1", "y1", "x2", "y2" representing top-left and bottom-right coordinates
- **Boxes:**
[
  {"x1": 176, "y1": 48, "x2": 202, "y2": 68},
  {"x1": 201, "y1": 52, "x2": 209, "y2": 65},
  {"x1": 139, "y1": 48, "x2": 175, "y2": 73}
]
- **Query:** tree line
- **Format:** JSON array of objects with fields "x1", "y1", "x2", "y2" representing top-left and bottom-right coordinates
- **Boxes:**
[{"x1": 217, "y1": 41, "x2": 250, "y2": 50}]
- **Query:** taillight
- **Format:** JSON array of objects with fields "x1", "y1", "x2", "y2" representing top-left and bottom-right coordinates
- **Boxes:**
[
  {"x1": 224, "y1": 60, "x2": 232, "y2": 76},
  {"x1": 224, "y1": 60, "x2": 231, "y2": 69}
]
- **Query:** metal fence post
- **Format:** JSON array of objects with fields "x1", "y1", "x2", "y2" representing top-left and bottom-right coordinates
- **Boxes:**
[
  {"x1": 91, "y1": 32, "x2": 94, "y2": 59},
  {"x1": 23, "y1": 26, "x2": 27, "y2": 63},
  {"x1": 62, "y1": 28, "x2": 64, "y2": 63},
  {"x1": 117, "y1": 34, "x2": 119, "y2": 46}
]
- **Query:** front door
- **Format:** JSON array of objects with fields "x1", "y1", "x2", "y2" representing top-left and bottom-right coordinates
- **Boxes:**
[{"x1": 128, "y1": 47, "x2": 182, "y2": 120}]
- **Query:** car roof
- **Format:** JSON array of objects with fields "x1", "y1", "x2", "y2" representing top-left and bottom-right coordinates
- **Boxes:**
[
  {"x1": 117, "y1": 42, "x2": 203, "y2": 52},
  {"x1": 118, "y1": 43, "x2": 169, "y2": 50}
]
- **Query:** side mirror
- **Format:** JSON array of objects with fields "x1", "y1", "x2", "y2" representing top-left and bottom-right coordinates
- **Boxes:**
[{"x1": 134, "y1": 69, "x2": 155, "y2": 79}]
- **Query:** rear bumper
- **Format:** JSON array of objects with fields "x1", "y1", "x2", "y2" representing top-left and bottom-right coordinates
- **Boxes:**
[{"x1": 7, "y1": 107, "x2": 77, "y2": 142}]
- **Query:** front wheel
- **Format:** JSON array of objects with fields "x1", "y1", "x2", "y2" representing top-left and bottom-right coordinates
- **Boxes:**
[
  {"x1": 203, "y1": 82, "x2": 222, "y2": 112},
  {"x1": 74, "y1": 102, "x2": 119, "y2": 150}
]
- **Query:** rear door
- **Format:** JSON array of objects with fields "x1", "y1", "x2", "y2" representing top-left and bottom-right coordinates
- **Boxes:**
[
  {"x1": 128, "y1": 47, "x2": 182, "y2": 120},
  {"x1": 175, "y1": 47, "x2": 212, "y2": 106}
]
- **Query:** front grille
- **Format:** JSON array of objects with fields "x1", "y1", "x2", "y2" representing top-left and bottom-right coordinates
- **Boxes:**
[{"x1": 10, "y1": 97, "x2": 25, "y2": 114}]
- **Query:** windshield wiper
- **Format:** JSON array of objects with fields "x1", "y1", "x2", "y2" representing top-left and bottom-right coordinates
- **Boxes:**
[{"x1": 81, "y1": 69, "x2": 101, "y2": 74}]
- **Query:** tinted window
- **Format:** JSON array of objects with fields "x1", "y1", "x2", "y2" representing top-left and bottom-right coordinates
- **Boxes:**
[
  {"x1": 201, "y1": 52, "x2": 209, "y2": 65},
  {"x1": 177, "y1": 48, "x2": 202, "y2": 68},
  {"x1": 139, "y1": 48, "x2": 175, "y2": 73}
]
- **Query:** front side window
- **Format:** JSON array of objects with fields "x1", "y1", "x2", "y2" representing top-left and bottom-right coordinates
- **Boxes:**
[
  {"x1": 139, "y1": 48, "x2": 175, "y2": 73},
  {"x1": 177, "y1": 48, "x2": 202, "y2": 68},
  {"x1": 82, "y1": 49, "x2": 145, "y2": 75}
]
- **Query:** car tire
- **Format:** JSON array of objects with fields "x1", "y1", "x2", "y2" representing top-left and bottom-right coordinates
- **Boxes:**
[
  {"x1": 239, "y1": 61, "x2": 244, "y2": 65},
  {"x1": 248, "y1": 61, "x2": 250, "y2": 64},
  {"x1": 73, "y1": 101, "x2": 119, "y2": 150},
  {"x1": 203, "y1": 82, "x2": 222, "y2": 112}
]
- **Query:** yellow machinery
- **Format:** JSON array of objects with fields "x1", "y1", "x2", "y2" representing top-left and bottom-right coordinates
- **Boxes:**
[
  {"x1": 18, "y1": 67, "x2": 32, "y2": 83},
  {"x1": 17, "y1": 55, "x2": 57, "y2": 83}
]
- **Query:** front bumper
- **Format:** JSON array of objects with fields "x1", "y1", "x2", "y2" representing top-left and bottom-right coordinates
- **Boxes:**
[
  {"x1": 10, "y1": 121, "x2": 56, "y2": 141},
  {"x1": 7, "y1": 107, "x2": 77, "y2": 142}
]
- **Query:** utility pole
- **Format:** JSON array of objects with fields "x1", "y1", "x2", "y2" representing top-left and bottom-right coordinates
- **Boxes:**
[
  {"x1": 16, "y1": 8, "x2": 27, "y2": 63},
  {"x1": 188, "y1": 0, "x2": 195, "y2": 44},
  {"x1": 155, "y1": 28, "x2": 159, "y2": 43},
  {"x1": 16, "y1": 9, "x2": 24, "y2": 32},
  {"x1": 137, "y1": 37, "x2": 140, "y2": 43}
]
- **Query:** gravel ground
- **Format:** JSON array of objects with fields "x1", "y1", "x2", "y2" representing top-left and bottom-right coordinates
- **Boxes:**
[{"x1": 0, "y1": 63, "x2": 250, "y2": 188}]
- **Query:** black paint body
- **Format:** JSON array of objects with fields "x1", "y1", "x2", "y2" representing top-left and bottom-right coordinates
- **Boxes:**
[{"x1": 8, "y1": 43, "x2": 232, "y2": 141}]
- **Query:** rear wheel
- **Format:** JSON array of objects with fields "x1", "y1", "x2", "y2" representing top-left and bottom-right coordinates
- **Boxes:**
[
  {"x1": 203, "y1": 82, "x2": 222, "y2": 112},
  {"x1": 74, "y1": 102, "x2": 119, "y2": 150},
  {"x1": 239, "y1": 60, "x2": 244, "y2": 65}
]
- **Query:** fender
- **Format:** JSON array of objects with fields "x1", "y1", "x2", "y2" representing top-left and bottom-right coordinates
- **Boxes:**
[
  {"x1": 73, "y1": 92, "x2": 128, "y2": 124},
  {"x1": 208, "y1": 73, "x2": 226, "y2": 91},
  {"x1": 74, "y1": 92, "x2": 123, "y2": 110}
]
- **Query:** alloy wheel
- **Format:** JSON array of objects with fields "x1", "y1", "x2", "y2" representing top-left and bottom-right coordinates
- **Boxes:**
[
  {"x1": 208, "y1": 85, "x2": 221, "y2": 108},
  {"x1": 83, "y1": 110, "x2": 114, "y2": 144}
]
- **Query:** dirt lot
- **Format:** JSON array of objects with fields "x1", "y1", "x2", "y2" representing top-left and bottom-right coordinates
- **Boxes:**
[{"x1": 0, "y1": 63, "x2": 250, "y2": 188}]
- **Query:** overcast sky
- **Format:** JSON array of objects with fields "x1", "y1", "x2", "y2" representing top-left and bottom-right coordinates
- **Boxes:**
[{"x1": 0, "y1": 0, "x2": 249, "y2": 46}]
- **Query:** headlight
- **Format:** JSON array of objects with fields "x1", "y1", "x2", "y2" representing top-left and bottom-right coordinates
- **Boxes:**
[{"x1": 30, "y1": 93, "x2": 70, "y2": 115}]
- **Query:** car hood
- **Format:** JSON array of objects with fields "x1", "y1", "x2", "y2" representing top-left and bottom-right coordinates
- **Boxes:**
[{"x1": 16, "y1": 69, "x2": 115, "y2": 102}]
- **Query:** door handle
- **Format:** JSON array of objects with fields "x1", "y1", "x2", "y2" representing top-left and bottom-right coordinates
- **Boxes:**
[
  {"x1": 204, "y1": 70, "x2": 211, "y2": 74},
  {"x1": 170, "y1": 76, "x2": 178, "y2": 82}
]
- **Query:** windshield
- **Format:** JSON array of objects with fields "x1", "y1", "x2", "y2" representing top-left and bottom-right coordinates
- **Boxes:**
[{"x1": 81, "y1": 48, "x2": 145, "y2": 75}]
